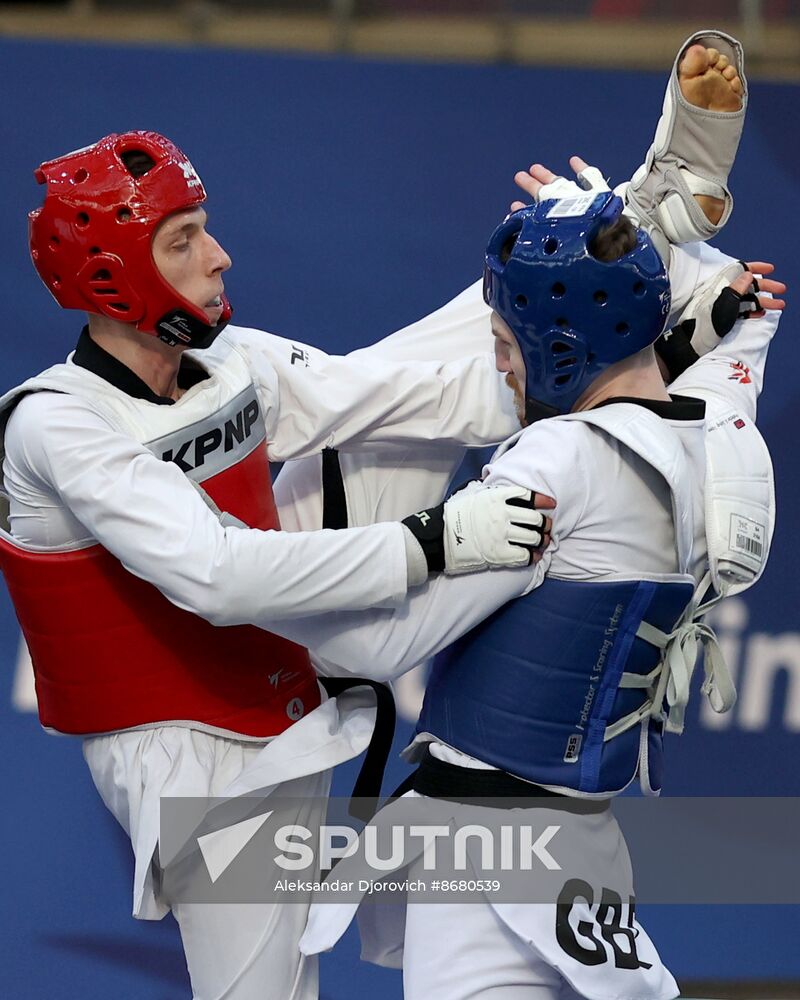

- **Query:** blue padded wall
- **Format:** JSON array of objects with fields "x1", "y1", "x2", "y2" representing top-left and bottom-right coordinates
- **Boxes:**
[{"x1": 0, "y1": 36, "x2": 798, "y2": 998}]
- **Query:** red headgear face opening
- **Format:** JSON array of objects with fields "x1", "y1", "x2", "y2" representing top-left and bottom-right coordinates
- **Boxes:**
[{"x1": 28, "y1": 131, "x2": 232, "y2": 348}]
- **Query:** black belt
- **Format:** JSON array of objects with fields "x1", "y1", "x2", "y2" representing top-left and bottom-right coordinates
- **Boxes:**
[
  {"x1": 320, "y1": 449, "x2": 394, "y2": 820},
  {"x1": 321, "y1": 447, "x2": 348, "y2": 529},
  {"x1": 319, "y1": 676, "x2": 396, "y2": 822},
  {"x1": 400, "y1": 747, "x2": 609, "y2": 814}
]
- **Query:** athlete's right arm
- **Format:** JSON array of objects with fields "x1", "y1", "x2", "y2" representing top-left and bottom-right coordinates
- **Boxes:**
[
  {"x1": 262, "y1": 423, "x2": 585, "y2": 681},
  {"x1": 4, "y1": 392, "x2": 411, "y2": 623},
  {"x1": 4, "y1": 394, "x2": 541, "y2": 623}
]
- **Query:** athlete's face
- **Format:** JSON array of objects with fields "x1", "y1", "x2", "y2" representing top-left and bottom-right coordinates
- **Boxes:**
[
  {"x1": 491, "y1": 312, "x2": 527, "y2": 424},
  {"x1": 152, "y1": 207, "x2": 232, "y2": 324}
]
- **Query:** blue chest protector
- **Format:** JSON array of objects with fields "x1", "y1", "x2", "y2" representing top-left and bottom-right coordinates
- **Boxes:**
[
  {"x1": 416, "y1": 576, "x2": 694, "y2": 797},
  {"x1": 416, "y1": 404, "x2": 708, "y2": 798}
]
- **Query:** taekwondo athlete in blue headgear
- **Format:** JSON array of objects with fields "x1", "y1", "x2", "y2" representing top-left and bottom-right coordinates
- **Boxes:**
[
  {"x1": 264, "y1": 171, "x2": 780, "y2": 1000},
  {"x1": 417, "y1": 191, "x2": 696, "y2": 798},
  {"x1": 484, "y1": 191, "x2": 670, "y2": 422}
]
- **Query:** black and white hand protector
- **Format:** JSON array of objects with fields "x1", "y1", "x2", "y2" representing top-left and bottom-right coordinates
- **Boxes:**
[
  {"x1": 443, "y1": 481, "x2": 549, "y2": 574},
  {"x1": 402, "y1": 482, "x2": 550, "y2": 576},
  {"x1": 655, "y1": 259, "x2": 761, "y2": 381}
]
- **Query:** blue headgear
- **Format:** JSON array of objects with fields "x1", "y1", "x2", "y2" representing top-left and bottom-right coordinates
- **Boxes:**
[{"x1": 483, "y1": 191, "x2": 670, "y2": 421}]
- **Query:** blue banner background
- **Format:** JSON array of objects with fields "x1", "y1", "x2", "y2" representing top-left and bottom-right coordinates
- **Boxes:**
[{"x1": 0, "y1": 36, "x2": 798, "y2": 998}]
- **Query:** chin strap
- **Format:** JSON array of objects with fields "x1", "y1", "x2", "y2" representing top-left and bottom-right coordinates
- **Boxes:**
[
  {"x1": 155, "y1": 301, "x2": 232, "y2": 349},
  {"x1": 524, "y1": 396, "x2": 560, "y2": 424}
]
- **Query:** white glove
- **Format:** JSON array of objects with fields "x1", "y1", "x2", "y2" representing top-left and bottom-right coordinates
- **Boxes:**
[
  {"x1": 655, "y1": 260, "x2": 761, "y2": 381},
  {"x1": 673, "y1": 259, "x2": 760, "y2": 356},
  {"x1": 537, "y1": 164, "x2": 610, "y2": 204},
  {"x1": 442, "y1": 483, "x2": 550, "y2": 575}
]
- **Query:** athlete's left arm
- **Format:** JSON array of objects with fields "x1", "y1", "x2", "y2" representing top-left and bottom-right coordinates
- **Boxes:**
[
  {"x1": 345, "y1": 279, "x2": 491, "y2": 365},
  {"x1": 667, "y1": 246, "x2": 785, "y2": 421},
  {"x1": 669, "y1": 310, "x2": 781, "y2": 420},
  {"x1": 227, "y1": 326, "x2": 519, "y2": 463}
]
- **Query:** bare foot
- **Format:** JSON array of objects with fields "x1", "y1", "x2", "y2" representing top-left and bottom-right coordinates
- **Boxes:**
[
  {"x1": 679, "y1": 43, "x2": 744, "y2": 111},
  {"x1": 678, "y1": 43, "x2": 744, "y2": 224}
]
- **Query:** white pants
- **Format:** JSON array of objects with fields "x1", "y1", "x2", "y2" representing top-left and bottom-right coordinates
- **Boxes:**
[
  {"x1": 168, "y1": 771, "x2": 326, "y2": 1000},
  {"x1": 173, "y1": 896, "x2": 317, "y2": 1000},
  {"x1": 303, "y1": 793, "x2": 678, "y2": 1000},
  {"x1": 83, "y1": 694, "x2": 378, "y2": 1000},
  {"x1": 403, "y1": 901, "x2": 584, "y2": 1000}
]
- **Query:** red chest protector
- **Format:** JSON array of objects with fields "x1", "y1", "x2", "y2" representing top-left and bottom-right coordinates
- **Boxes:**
[{"x1": 0, "y1": 375, "x2": 321, "y2": 739}]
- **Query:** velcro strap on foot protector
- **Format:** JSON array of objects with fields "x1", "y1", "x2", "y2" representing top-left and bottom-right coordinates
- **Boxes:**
[{"x1": 620, "y1": 29, "x2": 747, "y2": 261}]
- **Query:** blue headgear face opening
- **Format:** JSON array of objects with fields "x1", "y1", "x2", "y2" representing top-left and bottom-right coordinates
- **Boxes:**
[{"x1": 483, "y1": 192, "x2": 670, "y2": 420}]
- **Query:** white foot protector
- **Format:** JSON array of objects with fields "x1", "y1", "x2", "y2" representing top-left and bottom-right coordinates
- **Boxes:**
[{"x1": 618, "y1": 29, "x2": 748, "y2": 262}]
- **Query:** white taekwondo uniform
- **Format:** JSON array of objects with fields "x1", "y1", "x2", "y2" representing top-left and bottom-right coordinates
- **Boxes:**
[
  {"x1": 265, "y1": 243, "x2": 778, "y2": 1000},
  {"x1": 0, "y1": 322, "x2": 520, "y2": 1000}
]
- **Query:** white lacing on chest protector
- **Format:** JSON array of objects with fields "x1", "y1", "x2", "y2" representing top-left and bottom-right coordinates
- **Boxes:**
[{"x1": 603, "y1": 573, "x2": 736, "y2": 742}]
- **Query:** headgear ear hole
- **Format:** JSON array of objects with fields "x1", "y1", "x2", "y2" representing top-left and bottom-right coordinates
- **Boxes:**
[
  {"x1": 500, "y1": 232, "x2": 520, "y2": 265},
  {"x1": 120, "y1": 149, "x2": 156, "y2": 178}
]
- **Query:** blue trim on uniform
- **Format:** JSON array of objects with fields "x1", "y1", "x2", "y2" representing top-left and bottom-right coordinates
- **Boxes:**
[{"x1": 579, "y1": 581, "x2": 656, "y2": 791}]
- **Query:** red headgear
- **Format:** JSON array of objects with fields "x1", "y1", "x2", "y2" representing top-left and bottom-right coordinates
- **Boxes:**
[{"x1": 29, "y1": 131, "x2": 232, "y2": 348}]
